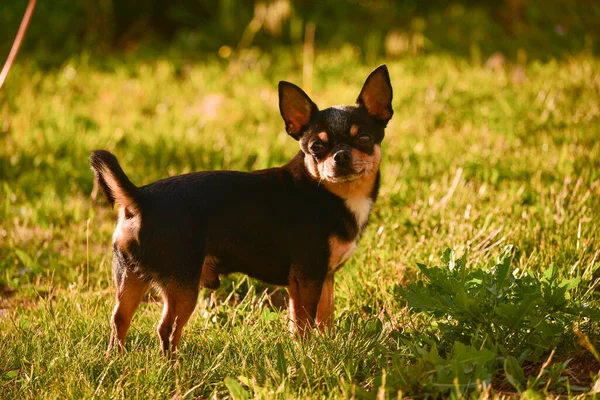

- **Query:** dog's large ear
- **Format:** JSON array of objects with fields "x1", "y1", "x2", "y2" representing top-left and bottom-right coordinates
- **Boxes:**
[
  {"x1": 357, "y1": 65, "x2": 393, "y2": 125},
  {"x1": 279, "y1": 81, "x2": 319, "y2": 140}
]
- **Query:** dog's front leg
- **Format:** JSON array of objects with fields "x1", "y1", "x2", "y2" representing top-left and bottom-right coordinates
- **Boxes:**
[
  {"x1": 315, "y1": 273, "x2": 334, "y2": 330},
  {"x1": 287, "y1": 275, "x2": 324, "y2": 335}
]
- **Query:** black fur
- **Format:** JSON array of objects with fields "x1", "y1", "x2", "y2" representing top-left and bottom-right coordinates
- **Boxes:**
[
  {"x1": 91, "y1": 150, "x2": 363, "y2": 287},
  {"x1": 93, "y1": 65, "x2": 393, "y2": 351}
]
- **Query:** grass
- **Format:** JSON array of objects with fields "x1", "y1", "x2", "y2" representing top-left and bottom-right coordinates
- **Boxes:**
[{"x1": 1, "y1": 46, "x2": 599, "y2": 398}]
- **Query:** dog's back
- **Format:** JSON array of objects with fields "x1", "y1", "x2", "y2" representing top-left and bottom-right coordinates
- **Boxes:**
[
  {"x1": 91, "y1": 150, "x2": 357, "y2": 287},
  {"x1": 93, "y1": 65, "x2": 393, "y2": 355}
]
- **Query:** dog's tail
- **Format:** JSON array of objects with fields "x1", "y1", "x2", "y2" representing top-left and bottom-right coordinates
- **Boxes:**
[{"x1": 90, "y1": 150, "x2": 140, "y2": 211}]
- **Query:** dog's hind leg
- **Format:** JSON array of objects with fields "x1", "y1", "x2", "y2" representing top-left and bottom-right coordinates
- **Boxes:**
[
  {"x1": 157, "y1": 284, "x2": 199, "y2": 356},
  {"x1": 107, "y1": 270, "x2": 149, "y2": 355}
]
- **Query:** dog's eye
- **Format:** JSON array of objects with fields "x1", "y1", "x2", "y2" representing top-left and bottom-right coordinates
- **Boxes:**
[
  {"x1": 357, "y1": 134, "x2": 371, "y2": 144},
  {"x1": 311, "y1": 141, "x2": 325, "y2": 153}
]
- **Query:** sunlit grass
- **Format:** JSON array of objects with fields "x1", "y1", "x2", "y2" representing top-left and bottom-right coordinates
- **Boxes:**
[{"x1": 1, "y1": 49, "x2": 599, "y2": 397}]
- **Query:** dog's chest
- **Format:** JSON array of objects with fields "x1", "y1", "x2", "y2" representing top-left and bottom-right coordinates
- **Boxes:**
[
  {"x1": 329, "y1": 236, "x2": 357, "y2": 272},
  {"x1": 328, "y1": 195, "x2": 373, "y2": 272},
  {"x1": 344, "y1": 195, "x2": 373, "y2": 230}
]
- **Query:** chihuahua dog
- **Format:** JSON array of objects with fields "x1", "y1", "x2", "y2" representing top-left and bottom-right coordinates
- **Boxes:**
[{"x1": 91, "y1": 65, "x2": 393, "y2": 355}]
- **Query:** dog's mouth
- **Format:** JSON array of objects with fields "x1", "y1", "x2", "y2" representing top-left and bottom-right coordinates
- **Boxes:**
[
  {"x1": 322, "y1": 168, "x2": 367, "y2": 184},
  {"x1": 304, "y1": 152, "x2": 376, "y2": 185}
]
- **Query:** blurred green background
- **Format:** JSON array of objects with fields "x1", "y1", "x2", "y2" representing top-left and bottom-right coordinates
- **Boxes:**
[
  {"x1": 1, "y1": 0, "x2": 599, "y2": 67},
  {"x1": 1, "y1": 1, "x2": 600, "y2": 398}
]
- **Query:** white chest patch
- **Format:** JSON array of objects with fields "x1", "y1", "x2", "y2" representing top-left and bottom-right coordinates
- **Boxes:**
[
  {"x1": 345, "y1": 196, "x2": 373, "y2": 229},
  {"x1": 328, "y1": 196, "x2": 372, "y2": 272}
]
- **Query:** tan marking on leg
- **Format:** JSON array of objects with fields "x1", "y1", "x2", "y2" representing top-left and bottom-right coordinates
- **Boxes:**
[
  {"x1": 316, "y1": 273, "x2": 334, "y2": 330},
  {"x1": 157, "y1": 285, "x2": 198, "y2": 356},
  {"x1": 329, "y1": 236, "x2": 357, "y2": 272},
  {"x1": 349, "y1": 124, "x2": 359, "y2": 136},
  {"x1": 288, "y1": 278, "x2": 300, "y2": 334},
  {"x1": 107, "y1": 272, "x2": 149, "y2": 355},
  {"x1": 317, "y1": 131, "x2": 329, "y2": 143},
  {"x1": 287, "y1": 276, "x2": 323, "y2": 336}
]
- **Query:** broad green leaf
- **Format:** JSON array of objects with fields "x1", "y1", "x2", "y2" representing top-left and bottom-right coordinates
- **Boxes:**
[
  {"x1": 261, "y1": 307, "x2": 278, "y2": 323},
  {"x1": 535, "y1": 319, "x2": 564, "y2": 338},
  {"x1": 541, "y1": 263, "x2": 558, "y2": 284},
  {"x1": 415, "y1": 342, "x2": 444, "y2": 365},
  {"x1": 456, "y1": 247, "x2": 470, "y2": 272},
  {"x1": 237, "y1": 376, "x2": 252, "y2": 387},
  {"x1": 397, "y1": 287, "x2": 446, "y2": 312},
  {"x1": 453, "y1": 342, "x2": 495, "y2": 364},
  {"x1": 224, "y1": 377, "x2": 249, "y2": 400},
  {"x1": 572, "y1": 306, "x2": 600, "y2": 320},
  {"x1": 559, "y1": 277, "x2": 580, "y2": 292},
  {"x1": 4, "y1": 370, "x2": 18, "y2": 379},
  {"x1": 521, "y1": 388, "x2": 543, "y2": 399},
  {"x1": 454, "y1": 289, "x2": 477, "y2": 314},
  {"x1": 494, "y1": 294, "x2": 540, "y2": 328},
  {"x1": 504, "y1": 356, "x2": 526, "y2": 392},
  {"x1": 492, "y1": 245, "x2": 513, "y2": 291},
  {"x1": 441, "y1": 248, "x2": 455, "y2": 271}
]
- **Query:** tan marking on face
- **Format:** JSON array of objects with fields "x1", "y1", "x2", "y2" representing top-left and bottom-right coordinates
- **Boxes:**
[
  {"x1": 321, "y1": 145, "x2": 381, "y2": 227},
  {"x1": 317, "y1": 131, "x2": 329, "y2": 143},
  {"x1": 350, "y1": 124, "x2": 359, "y2": 136},
  {"x1": 304, "y1": 153, "x2": 320, "y2": 180},
  {"x1": 319, "y1": 155, "x2": 337, "y2": 180},
  {"x1": 329, "y1": 236, "x2": 357, "y2": 272},
  {"x1": 321, "y1": 145, "x2": 381, "y2": 200},
  {"x1": 112, "y1": 206, "x2": 141, "y2": 253},
  {"x1": 305, "y1": 145, "x2": 381, "y2": 227}
]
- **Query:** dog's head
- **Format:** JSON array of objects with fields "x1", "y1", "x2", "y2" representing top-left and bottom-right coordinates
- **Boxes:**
[{"x1": 279, "y1": 65, "x2": 393, "y2": 185}]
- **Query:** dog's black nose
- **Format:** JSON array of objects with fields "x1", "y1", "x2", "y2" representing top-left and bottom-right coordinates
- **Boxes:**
[{"x1": 333, "y1": 150, "x2": 352, "y2": 166}]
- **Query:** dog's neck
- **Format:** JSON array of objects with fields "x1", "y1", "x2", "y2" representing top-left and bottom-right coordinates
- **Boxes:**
[{"x1": 298, "y1": 149, "x2": 381, "y2": 230}]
